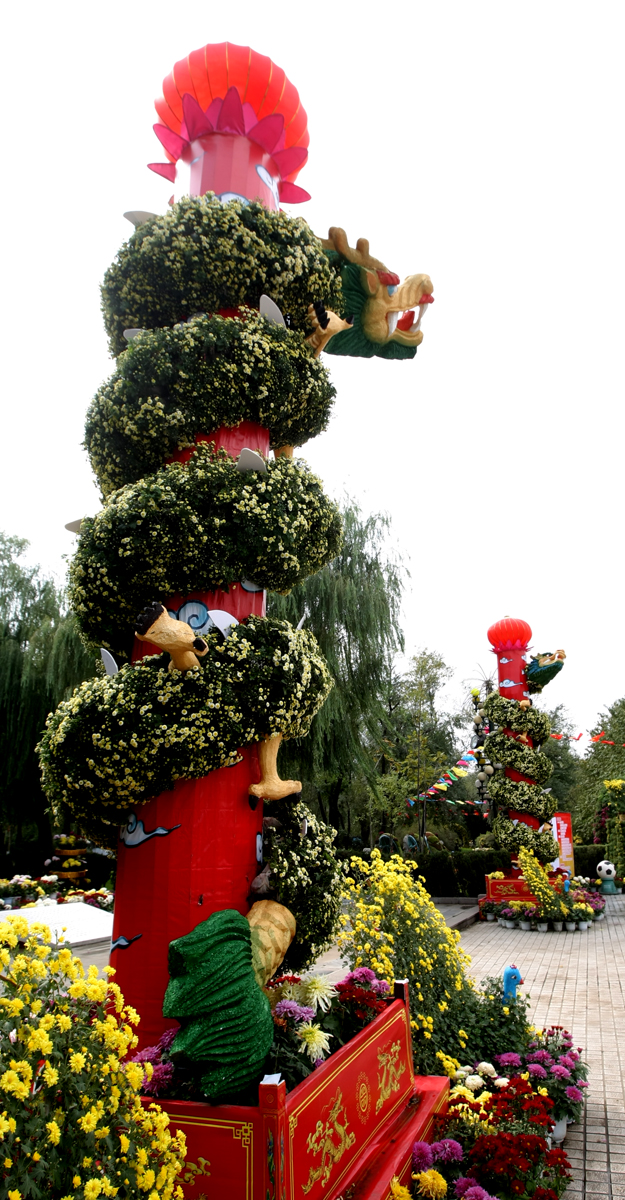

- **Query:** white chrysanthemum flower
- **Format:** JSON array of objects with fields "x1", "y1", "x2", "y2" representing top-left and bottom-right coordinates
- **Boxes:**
[
  {"x1": 296, "y1": 1021, "x2": 333, "y2": 1063},
  {"x1": 464, "y1": 1075, "x2": 485, "y2": 1092},
  {"x1": 477, "y1": 1061, "x2": 497, "y2": 1077},
  {"x1": 299, "y1": 974, "x2": 338, "y2": 1013},
  {"x1": 494, "y1": 1077, "x2": 510, "y2": 1088}
]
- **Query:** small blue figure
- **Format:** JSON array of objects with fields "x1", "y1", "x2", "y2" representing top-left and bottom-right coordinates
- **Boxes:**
[{"x1": 502, "y1": 963, "x2": 523, "y2": 1004}]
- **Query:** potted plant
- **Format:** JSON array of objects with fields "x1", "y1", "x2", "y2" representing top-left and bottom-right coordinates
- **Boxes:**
[
  {"x1": 572, "y1": 902, "x2": 592, "y2": 930},
  {"x1": 535, "y1": 910, "x2": 549, "y2": 932},
  {"x1": 500, "y1": 905, "x2": 517, "y2": 928},
  {"x1": 481, "y1": 900, "x2": 497, "y2": 922}
]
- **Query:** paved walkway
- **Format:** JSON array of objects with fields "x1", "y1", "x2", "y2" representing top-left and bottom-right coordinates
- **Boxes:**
[{"x1": 459, "y1": 897, "x2": 625, "y2": 1200}]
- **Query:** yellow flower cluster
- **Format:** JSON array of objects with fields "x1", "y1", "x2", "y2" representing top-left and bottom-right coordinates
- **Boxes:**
[
  {"x1": 339, "y1": 851, "x2": 473, "y2": 1071},
  {"x1": 0, "y1": 917, "x2": 186, "y2": 1199},
  {"x1": 414, "y1": 1169, "x2": 448, "y2": 1198},
  {"x1": 517, "y1": 848, "x2": 568, "y2": 918}
]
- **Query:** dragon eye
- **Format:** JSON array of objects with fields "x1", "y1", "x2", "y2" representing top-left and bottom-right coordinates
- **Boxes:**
[{"x1": 387, "y1": 284, "x2": 398, "y2": 296}]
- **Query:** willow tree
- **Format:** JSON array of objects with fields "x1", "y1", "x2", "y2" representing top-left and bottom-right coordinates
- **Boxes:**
[
  {"x1": 0, "y1": 533, "x2": 96, "y2": 871},
  {"x1": 267, "y1": 504, "x2": 405, "y2": 832}
]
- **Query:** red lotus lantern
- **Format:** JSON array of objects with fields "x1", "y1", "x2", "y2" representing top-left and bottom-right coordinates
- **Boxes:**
[
  {"x1": 487, "y1": 616, "x2": 532, "y2": 702},
  {"x1": 487, "y1": 617, "x2": 532, "y2": 651},
  {"x1": 149, "y1": 41, "x2": 311, "y2": 208}
]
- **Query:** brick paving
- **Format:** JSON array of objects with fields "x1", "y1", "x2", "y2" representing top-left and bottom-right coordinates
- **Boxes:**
[{"x1": 458, "y1": 897, "x2": 625, "y2": 1200}]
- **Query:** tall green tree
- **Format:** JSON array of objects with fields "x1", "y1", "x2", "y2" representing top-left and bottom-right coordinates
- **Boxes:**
[
  {"x1": 267, "y1": 504, "x2": 405, "y2": 832},
  {"x1": 569, "y1": 698, "x2": 625, "y2": 842},
  {"x1": 0, "y1": 534, "x2": 96, "y2": 873}
]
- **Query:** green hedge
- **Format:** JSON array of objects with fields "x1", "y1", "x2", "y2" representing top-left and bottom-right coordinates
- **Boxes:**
[
  {"x1": 412, "y1": 848, "x2": 513, "y2": 897},
  {"x1": 573, "y1": 844, "x2": 606, "y2": 878}
]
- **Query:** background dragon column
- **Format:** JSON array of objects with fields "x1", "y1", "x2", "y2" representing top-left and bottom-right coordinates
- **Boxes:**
[
  {"x1": 39, "y1": 41, "x2": 434, "y2": 1090},
  {"x1": 483, "y1": 616, "x2": 566, "y2": 864}
]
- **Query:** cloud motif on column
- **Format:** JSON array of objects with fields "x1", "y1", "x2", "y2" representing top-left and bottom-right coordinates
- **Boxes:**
[
  {"x1": 120, "y1": 811, "x2": 181, "y2": 847},
  {"x1": 111, "y1": 934, "x2": 142, "y2": 951}
]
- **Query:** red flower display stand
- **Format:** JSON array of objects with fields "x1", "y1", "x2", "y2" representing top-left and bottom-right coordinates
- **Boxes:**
[{"x1": 144, "y1": 983, "x2": 448, "y2": 1200}]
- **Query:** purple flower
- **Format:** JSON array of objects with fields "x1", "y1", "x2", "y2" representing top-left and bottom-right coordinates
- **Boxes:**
[
  {"x1": 455, "y1": 1179, "x2": 479, "y2": 1199},
  {"x1": 343, "y1": 967, "x2": 376, "y2": 985},
  {"x1": 313, "y1": 1058, "x2": 325, "y2": 1069},
  {"x1": 558, "y1": 1055, "x2": 576, "y2": 1069},
  {"x1": 565, "y1": 1085, "x2": 583, "y2": 1103},
  {"x1": 142, "y1": 1061, "x2": 174, "y2": 1097},
  {"x1": 274, "y1": 1000, "x2": 315, "y2": 1022},
  {"x1": 496, "y1": 1052, "x2": 522, "y2": 1068},
  {"x1": 527, "y1": 1063, "x2": 548, "y2": 1080},
  {"x1": 527, "y1": 1050, "x2": 553, "y2": 1066},
  {"x1": 132, "y1": 1045, "x2": 160, "y2": 1064},
  {"x1": 372, "y1": 979, "x2": 391, "y2": 996},
  {"x1": 431, "y1": 1139, "x2": 464, "y2": 1163},
  {"x1": 158, "y1": 1027, "x2": 178, "y2": 1053},
  {"x1": 464, "y1": 1188, "x2": 492, "y2": 1200},
  {"x1": 578, "y1": 1081, "x2": 589, "y2": 1088},
  {"x1": 550, "y1": 1064, "x2": 571, "y2": 1079},
  {"x1": 412, "y1": 1141, "x2": 434, "y2": 1171}
]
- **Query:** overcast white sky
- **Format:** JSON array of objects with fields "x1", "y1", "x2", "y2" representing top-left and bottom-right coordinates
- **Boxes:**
[{"x1": 1, "y1": 1, "x2": 623, "y2": 750}]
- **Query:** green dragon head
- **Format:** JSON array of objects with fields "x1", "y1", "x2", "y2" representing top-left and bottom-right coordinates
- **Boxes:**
[{"x1": 320, "y1": 227, "x2": 434, "y2": 360}]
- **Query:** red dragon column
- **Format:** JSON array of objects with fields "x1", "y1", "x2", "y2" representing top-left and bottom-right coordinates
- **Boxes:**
[
  {"x1": 39, "y1": 39, "x2": 435, "y2": 1061},
  {"x1": 483, "y1": 616, "x2": 566, "y2": 868}
]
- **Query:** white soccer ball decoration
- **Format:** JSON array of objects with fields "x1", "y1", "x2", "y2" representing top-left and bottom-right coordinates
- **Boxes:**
[{"x1": 596, "y1": 859, "x2": 616, "y2": 880}]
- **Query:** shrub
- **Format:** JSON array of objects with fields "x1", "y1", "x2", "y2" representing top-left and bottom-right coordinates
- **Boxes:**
[
  {"x1": 573, "y1": 844, "x2": 606, "y2": 878},
  {"x1": 339, "y1": 851, "x2": 475, "y2": 1072},
  {"x1": 0, "y1": 915, "x2": 186, "y2": 1197}
]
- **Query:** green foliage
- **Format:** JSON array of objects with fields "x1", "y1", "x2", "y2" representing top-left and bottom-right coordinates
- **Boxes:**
[
  {"x1": 38, "y1": 618, "x2": 332, "y2": 846},
  {"x1": 70, "y1": 447, "x2": 342, "y2": 658},
  {"x1": 570, "y1": 699, "x2": 625, "y2": 841},
  {"x1": 163, "y1": 910, "x2": 274, "y2": 1102},
  {"x1": 267, "y1": 504, "x2": 405, "y2": 829},
  {"x1": 264, "y1": 797, "x2": 345, "y2": 971},
  {"x1": 409, "y1": 847, "x2": 512, "y2": 897},
  {"x1": 572, "y1": 844, "x2": 605, "y2": 877},
  {"x1": 101, "y1": 195, "x2": 343, "y2": 357},
  {"x1": 86, "y1": 310, "x2": 336, "y2": 497},
  {"x1": 461, "y1": 974, "x2": 533, "y2": 1062},
  {"x1": 540, "y1": 706, "x2": 582, "y2": 805},
  {"x1": 0, "y1": 534, "x2": 97, "y2": 869}
]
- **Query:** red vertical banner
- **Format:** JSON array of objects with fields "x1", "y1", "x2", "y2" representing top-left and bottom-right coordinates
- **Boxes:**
[{"x1": 550, "y1": 812, "x2": 575, "y2": 875}]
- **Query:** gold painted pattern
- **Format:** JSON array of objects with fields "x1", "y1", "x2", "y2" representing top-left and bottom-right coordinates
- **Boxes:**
[
  {"x1": 375, "y1": 1041, "x2": 406, "y2": 1113},
  {"x1": 302, "y1": 1089, "x2": 356, "y2": 1194}
]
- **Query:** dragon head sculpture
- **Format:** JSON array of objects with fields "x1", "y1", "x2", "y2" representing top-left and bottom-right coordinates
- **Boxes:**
[{"x1": 319, "y1": 227, "x2": 434, "y2": 360}]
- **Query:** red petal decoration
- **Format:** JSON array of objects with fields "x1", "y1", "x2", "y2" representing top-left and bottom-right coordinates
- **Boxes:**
[
  {"x1": 277, "y1": 181, "x2": 311, "y2": 204},
  {"x1": 271, "y1": 146, "x2": 308, "y2": 178},
  {"x1": 153, "y1": 124, "x2": 188, "y2": 160},
  {"x1": 148, "y1": 162, "x2": 177, "y2": 182},
  {"x1": 248, "y1": 114, "x2": 284, "y2": 153},
  {"x1": 182, "y1": 93, "x2": 214, "y2": 140},
  {"x1": 216, "y1": 86, "x2": 245, "y2": 135}
]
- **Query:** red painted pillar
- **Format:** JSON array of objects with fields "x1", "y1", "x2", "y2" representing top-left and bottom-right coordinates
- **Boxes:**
[{"x1": 111, "y1": 423, "x2": 270, "y2": 1048}]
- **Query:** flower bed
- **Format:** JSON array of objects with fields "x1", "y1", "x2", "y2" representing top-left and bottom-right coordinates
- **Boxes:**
[
  {"x1": 387, "y1": 1030, "x2": 584, "y2": 1200},
  {"x1": 480, "y1": 850, "x2": 606, "y2": 930}
]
